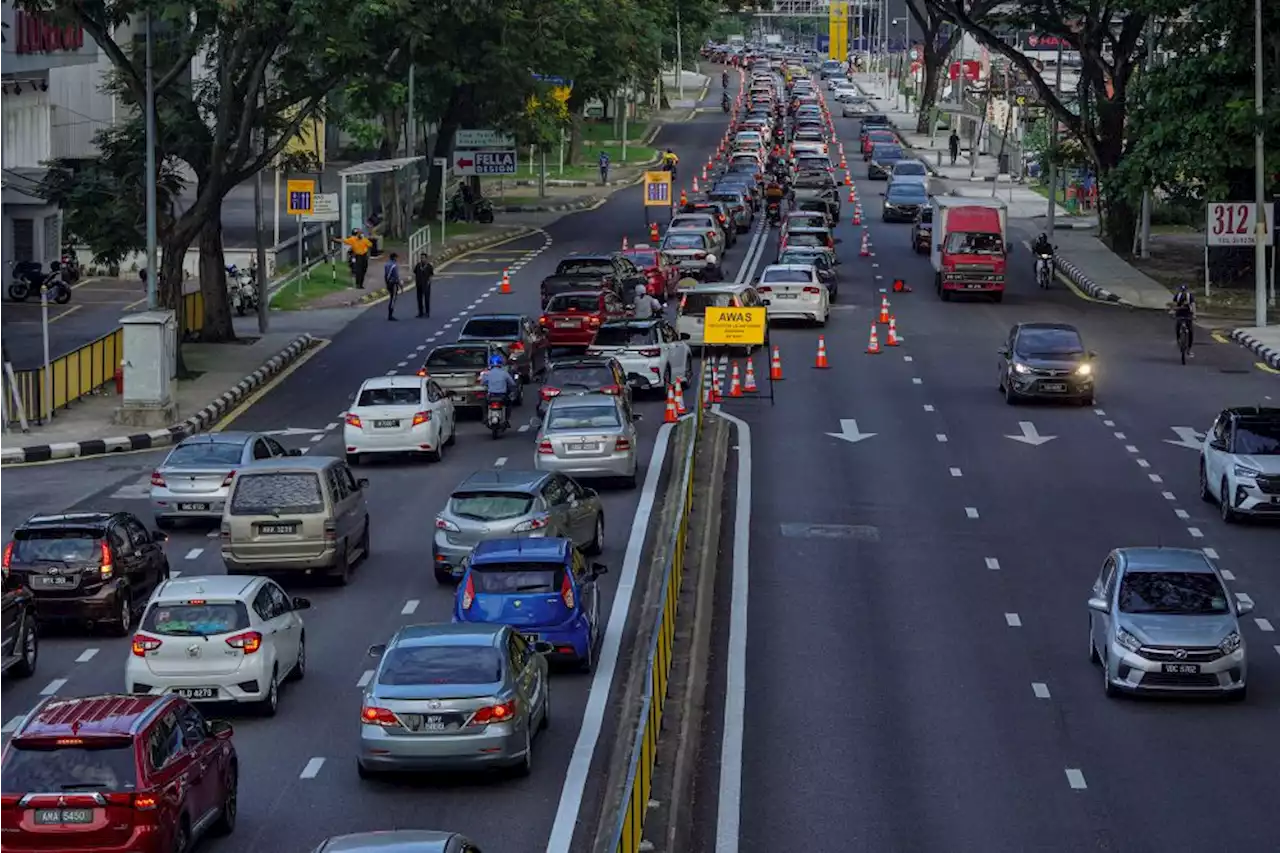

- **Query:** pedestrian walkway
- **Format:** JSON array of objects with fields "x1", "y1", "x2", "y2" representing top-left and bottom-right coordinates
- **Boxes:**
[
  {"x1": 1228, "y1": 326, "x2": 1280, "y2": 370},
  {"x1": 1043, "y1": 230, "x2": 1173, "y2": 309}
]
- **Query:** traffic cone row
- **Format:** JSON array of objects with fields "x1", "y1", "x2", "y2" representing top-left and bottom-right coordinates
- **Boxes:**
[
  {"x1": 500, "y1": 268, "x2": 512, "y2": 294},
  {"x1": 852, "y1": 207, "x2": 862, "y2": 226},
  {"x1": 728, "y1": 362, "x2": 742, "y2": 397},
  {"x1": 692, "y1": 176, "x2": 700, "y2": 193},
  {"x1": 744, "y1": 359, "x2": 758, "y2": 392},
  {"x1": 675, "y1": 377, "x2": 688, "y2": 415}
]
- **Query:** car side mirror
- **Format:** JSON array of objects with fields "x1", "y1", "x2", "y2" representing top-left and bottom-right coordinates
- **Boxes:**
[
  {"x1": 205, "y1": 719, "x2": 234, "y2": 739},
  {"x1": 286, "y1": 448, "x2": 303, "y2": 456},
  {"x1": 997, "y1": 347, "x2": 1009, "y2": 357},
  {"x1": 592, "y1": 562, "x2": 609, "y2": 575},
  {"x1": 1209, "y1": 439, "x2": 1227, "y2": 452},
  {"x1": 533, "y1": 640, "x2": 555, "y2": 654},
  {"x1": 1237, "y1": 599, "x2": 1254, "y2": 616},
  {"x1": 291, "y1": 596, "x2": 312, "y2": 610},
  {"x1": 151, "y1": 531, "x2": 168, "y2": 544},
  {"x1": 680, "y1": 332, "x2": 692, "y2": 340},
  {"x1": 357, "y1": 478, "x2": 369, "y2": 489},
  {"x1": 1087, "y1": 597, "x2": 1109, "y2": 613},
  {"x1": 367, "y1": 643, "x2": 387, "y2": 658}
]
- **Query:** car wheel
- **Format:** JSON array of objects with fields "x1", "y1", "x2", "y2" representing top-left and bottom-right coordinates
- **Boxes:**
[
  {"x1": 155, "y1": 516, "x2": 175, "y2": 531},
  {"x1": 12, "y1": 616, "x2": 37, "y2": 678},
  {"x1": 259, "y1": 666, "x2": 280, "y2": 717},
  {"x1": 1003, "y1": 380, "x2": 1018, "y2": 406},
  {"x1": 427, "y1": 431, "x2": 444, "y2": 463},
  {"x1": 110, "y1": 589, "x2": 134, "y2": 637},
  {"x1": 1199, "y1": 460, "x2": 1214, "y2": 503},
  {"x1": 579, "y1": 628, "x2": 596, "y2": 674},
  {"x1": 358, "y1": 522, "x2": 371, "y2": 563},
  {"x1": 330, "y1": 545, "x2": 351, "y2": 585},
  {"x1": 445, "y1": 419, "x2": 457, "y2": 446},
  {"x1": 540, "y1": 680, "x2": 551, "y2": 730},
  {"x1": 434, "y1": 566, "x2": 456, "y2": 585},
  {"x1": 513, "y1": 725, "x2": 533, "y2": 777},
  {"x1": 209, "y1": 765, "x2": 238, "y2": 835},
  {"x1": 1219, "y1": 479, "x2": 1238, "y2": 523},
  {"x1": 345, "y1": 453, "x2": 360, "y2": 466},
  {"x1": 1101, "y1": 649, "x2": 1120, "y2": 697},
  {"x1": 1088, "y1": 618, "x2": 1100, "y2": 664},
  {"x1": 288, "y1": 633, "x2": 306, "y2": 682},
  {"x1": 172, "y1": 817, "x2": 191, "y2": 853},
  {"x1": 586, "y1": 514, "x2": 605, "y2": 556}
]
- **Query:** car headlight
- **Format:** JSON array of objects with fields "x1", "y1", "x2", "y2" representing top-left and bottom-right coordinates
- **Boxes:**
[
  {"x1": 1115, "y1": 628, "x2": 1142, "y2": 653},
  {"x1": 1219, "y1": 631, "x2": 1242, "y2": 654},
  {"x1": 1075, "y1": 363, "x2": 1092, "y2": 376},
  {"x1": 1233, "y1": 465, "x2": 1261, "y2": 479},
  {"x1": 1013, "y1": 363, "x2": 1031, "y2": 375}
]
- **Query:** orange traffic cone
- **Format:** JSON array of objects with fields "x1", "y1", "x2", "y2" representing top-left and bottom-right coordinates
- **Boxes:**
[
  {"x1": 886, "y1": 317, "x2": 901, "y2": 346},
  {"x1": 729, "y1": 362, "x2": 743, "y2": 396},
  {"x1": 664, "y1": 385, "x2": 679, "y2": 423},
  {"x1": 846, "y1": 173, "x2": 853, "y2": 186},
  {"x1": 866, "y1": 324, "x2": 881, "y2": 354},
  {"x1": 500, "y1": 269, "x2": 512, "y2": 294},
  {"x1": 849, "y1": 187, "x2": 856, "y2": 202},
  {"x1": 692, "y1": 176, "x2": 700, "y2": 193},
  {"x1": 770, "y1": 346, "x2": 784, "y2": 380},
  {"x1": 743, "y1": 359, "x2": 759, "y2": 392},
  {"x1": 649, "y1": 222, "x2": 659, "y2": 242},
  {"x1": 622, "y1": 236, "x2": 629, "y2": 251},
  {"x1": 674, "y1": 377, "x2": 688, "y2": 415},
  {"x1": 679, "y1": 189, "x2": 688, "y2": 207},
  {"x1": 853, "y1": 208, "x2": 862, "y2": 225},
  {"x1": 814, "y1": 336, "x2": 830, "y2": 369},
  {"x1": 839, "y1": 157, "x2": 847, "y2": 169},
  {"x1": 701, "y1": 165, "x2": 708, "y2": 181},
  {"x1": 859, "y1": 233, "x2": 870, "y2": 257},
  {"x1": 878, "y1": 296, "x2": 890, "y2": 324}
]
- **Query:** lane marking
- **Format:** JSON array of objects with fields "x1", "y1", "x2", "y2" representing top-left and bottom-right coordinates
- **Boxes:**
[
  {"x1": 935, "y1": 434, "x2": 948, "y2": 443},
  {"x1": 75, "y1": 649, "x2": 99, "y2": 663},
  {"x1": 546, "y1": 421, "x2": 677, "y2": 853},
  {"x1": 1065, "y1": 769, "x2": 1087, "y2": 790},
  {"x1": 1124, "y1": 444, "x2": 1138, "y2": 453},
  {"x1": 923, "y1": 404, "x2": 934, "y2": 412},
  {"x1": 184, "y1": 548, "x2": 203, "y2": 560},
  {"x1": 309, "y1": 434, "x2": 324, "y2": 442},
  {"x1": 1148, "y1": 474, "x2": 1163, "y2": 483},
  {"x1": 518, "y1": 424, "x2": 531, "y2": 433},
  {"x1": 207, "y1": 530, "x2": 220, "y2": 538},
  {"x1": 965, "y1": 507, "x2": 979, "y2": 519},
  {"x1": 903, "y1": 355, "x2": 913, "y2": 362},
  {"x1": 1235, "y1": 593, "x2": 1253, "y2": 606},
  {"x1": 1094, "y1": 409, "x2": 1106, "y2": 416},
  {"x1": 400, "y1": 599, "x2": 420, "y2": 615},
  {"x1": 299, "y1": 757, "x2": 325, "y2": 779},
  {"x1": 1203, "y1": 547, "x2": 1219, "y2": 559},
  {"x1": 1221, "y1": 569, "x2": 1236, "y2": 581},
  {"x1": 357, "y1": 670, "x2": 374, "y2": 688},
  {"x1": 397, "y1": 361, "x2": 408, "y2": 368},
  {"x1": 1103, "y1": 420, "x2": 1115, "y2": 427},
  {"x1": 494, "y1": 456, "x2": 508, "y2": 468},
  {"x1": 40, "y1": 679, "x2": 66, "y2": 696},
  {"x1": 1162, "y1": 491, "x2": 1176, "y2": 501},
  {"x1": 949, "y1": 467, "x2": 962, "y2": 477},
  {"x1": 1032, "y1": 682, "x2": 1051, "y2": 699},
  {"x1": 1256, "y1": 618, "x2": 1275, "y2": 632},
  {"x1": 1005, "y1": 613, "x2": 1022, "y2": 627},
  {"x1": 911, "y1": 377, "x2": 922, "y2": 385},
  {"x1": 985, "y1": 557, "x2": 1000, "y2": 570},
  {"x1": 2, "y1": 716, "x2": 25, "y2": 734},
  {"x1": 325, "y1": 422, "x2": 339, "y2": 432},
  {"x1": 1187, "y1": 527, "x2": 1203, "y2": 539},
  {"x1": 1136, "y1": 459, "x2": 1150, "y2": 468},
  {"x1": 1114, "y1": 432, "x2": 1126, "y2": 440},
  {"x1": 1174, "y1": 509, "x2": 1189, "y2": 520}
]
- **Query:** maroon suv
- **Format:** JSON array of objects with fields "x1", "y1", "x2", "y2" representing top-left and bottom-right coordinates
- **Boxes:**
[{"x1": 1, "y1": 694, "x2": 238, "y2": 852}]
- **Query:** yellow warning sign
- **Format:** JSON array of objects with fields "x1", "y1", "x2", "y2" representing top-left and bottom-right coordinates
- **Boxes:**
[{"x1": 703, "y1": 307, "x2": 767, "y2": 346}]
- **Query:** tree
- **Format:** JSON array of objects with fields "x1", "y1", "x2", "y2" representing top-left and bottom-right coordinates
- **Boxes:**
[
  {"x1": 24, "y1": 0, "x2": 386, "y2": 341},
  {"x1": 927, "y1": 0, "x2": 1179, "y2": 252},
  {"x1": 906, "y1": 0, "x2": 996, "y2": 134}
]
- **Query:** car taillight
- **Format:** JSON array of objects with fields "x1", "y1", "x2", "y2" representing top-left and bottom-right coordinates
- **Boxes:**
[
  {"x1": 637, "y1": 348, "x2": 661, "y2": 357},
  {"x1": 512, "y1": 515, "x2": 550, "y2": 533},
  {"x1": 693, "y1": 252, "x2": 707, "y2": 260},
  {"x1": 150, "y1": 470, "x2": 166, "y2": 487},
  {"x1": 538, "y1": 316, "x2": 548, "y2": 325},
  {"x1": 417, "y1": 368, "x2": 427, "y2": 377},
  {"x1": 468, "y1": 699, "x2": 518, "y2": 726},
  {"x1": 587, "y1": 316, "x2": 602, "y2": 326},
  {"x1": 221, "y1": 470, "x2": 236, "y2": 488},
  {"x1": 323, "y1": 519, "x2": 337, "y2": 541},
  {"x1": 561, "y1": 573, "x2": 576, "y2": 609},
  {"x1": 758, "y1": 285, "x2": 773, "y2": 293},
  {"x1": 2, "y1": 541, "x2": 12, "y2": 576},
  {"x1": 615, "y1": 437, "x2": 631, "y2": 451},
  {"x1": 601, "y1": 385, "x2": 621, "y2": 395},
  {"x1": 541, "y1": 386, "x2": 560, "y2": 401},
  {"x1": 488, "y1": 400, "x2": 505, "y2": 409},
  {"x1": 99, "y1": 540, "x2": 113, "y2": 578},
  {"x1": 346, "y1": 413, "x2": 363, "y2": 428},
  {"x1": 411, "y1": 411, "x2": 430, "y2": 426},
  {"x1": 361, "y1": 706, "x2": 399, "y2": 726},
  {"x1": 131, "y1": 634, "x2": 162, "y2": 656},
  {"x1": 803, "y1": 286, "x2": 821, "y2": 294},
  {"x1": 537, "y1": 439, "x2": 555, "y2": 454},
  {"x1": 436, "y1": 516, "x2": 460, "y2": 532},
  {"x1": 461, "y1": 574, "x2": 475, "y2": 609},
  {"x1": 226, "y1": 630, "x2": 263, "y2": 653},
  {"x1": 131, "y1": 794, "x2": 158, "y2": 810}
]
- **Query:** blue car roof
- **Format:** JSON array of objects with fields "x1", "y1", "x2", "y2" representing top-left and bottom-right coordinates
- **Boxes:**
[{"x1": 470, "y1": 537, "x2": 572, "y2": 563}]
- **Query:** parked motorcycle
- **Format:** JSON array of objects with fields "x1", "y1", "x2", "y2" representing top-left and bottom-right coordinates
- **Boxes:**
[
  {"x1": 485, "y1": 396, "x2": 509, "y2": 439},
  {"x1": 8, "y1": 261, "x2": 72, "y2": 304},
  {"x1": 226, "y1": 264, "x2": 260, "y2": 316},
  {"x1": 445, "y1": 192, "x2": 496, "y2": 224}
]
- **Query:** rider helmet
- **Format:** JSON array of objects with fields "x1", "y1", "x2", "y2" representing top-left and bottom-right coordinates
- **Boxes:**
[{"x1": 488, "y1": 354, "x2": 505, "y2": 368}]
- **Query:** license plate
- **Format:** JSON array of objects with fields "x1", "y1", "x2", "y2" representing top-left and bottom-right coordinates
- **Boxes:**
[
  {"x1": 175, "y1": 687, "x2": 218, "y2": 700},
  {"x1": 1040, "y1": 383, "x2": 1067, "y2": 392},
  {"x1": 374, "y1": 419, "x2": 400, "y2": 428},
  {"x1": 34, "y1": 808, "x2": 94, "y2": 825},
  {"x1": 567, "y1": 442, "x2": 601, "y2": 452},
  {"x1": 177, "y1": 503, "x2": 209, "y2": 511},
  {"x1": 1162, "y1": 663, "x2": 1200, "y2": 674},
  {"x1": 775, "y1": 293, "x2": 798, "y2": 299},
  {"x1": 424, "y1": 715, "x2": 447, "y2": 732},
  {"x1": 556, "y1": 320, "x2": 579, "y2": 327},
  {"x1": 259, "y1": 523, "x2": 297, "y2": 535},
  {"x1": 33, "y1": 575, "x2": 75, "y2": 588}
]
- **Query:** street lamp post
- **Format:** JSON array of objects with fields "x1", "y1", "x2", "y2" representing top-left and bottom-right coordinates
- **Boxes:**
[
  {"x1": 143, "y1": 12, "x2": 158, "y2": 310},
  {"x1": 1253, "y1": 0, "x2": 1268, "y2": 327}
]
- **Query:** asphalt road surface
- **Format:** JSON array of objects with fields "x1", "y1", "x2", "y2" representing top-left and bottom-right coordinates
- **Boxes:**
[
  {"x1": 691, "y1": 80, "x2": 1280, "y2": 853},
  {"x1": 0, "y1": 84, "x2": 742, "y2": 852}
]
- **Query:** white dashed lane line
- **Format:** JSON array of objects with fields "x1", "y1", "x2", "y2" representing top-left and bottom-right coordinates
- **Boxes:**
[
  {"x1": 1032, "y1": 682, "x2": 1051, "y2": 699},
  {"x1": 1065, "y1": 769, "x2": 1088, "y2": 790},
  {"x1": 1174, "y1": 509, "x2": 1189, "y2": 520},
  {"x1": 949, "y1": 467, "x2": 962, "y2": 477},
  {"x1": 40, "y1": 679, "x2": 66, "y2": 696},
  {"x1": 75, "y1": 649, "x2": 99, "y2": 663},
  {"x1": 3, "y1": 716, "x2": 26, "y2": 734},
  {"x1": 1256, "y1": 618, "x2": 1275, "y2": 632},
  {"x1": 985, "y1": 557, "x2": 1000, "y2": 571},
  {"x1": 1148, "y1": 473, "x2": 1163, "y2": 483},
  {"x1": 1203, "y1": 548, "x2": 1219, "y2": 559},
  {"x1": 401, "y1": 599, "x2": 420, "y2": 616},
  {"x1": 357, "y1": 670, "x2": 374, "y2": 688},
  {"x1": 911, "y1": 377, "x2": 922, "y2": 385},
  {"x1": 1162, "y1": 491, "x2": 1176, "y2": 501},
  {"x1": 325, "y1": 423, "x2": 338, "y2": 432},
  {"x1": 935, "y1": 434, "x2": 948, "y2": 443},
  {"x1": 923, "y1": 404, "x2": 934, "y2": 412},
  {"x1": 1136, "y1": 459, "x2": 1150, "y2": 468},
  {"x1": 184, "y1": 548, "x2": 203, "y2": 560},
  {"x1": 965, "y1": 507, "x2": 979, "y2": 519},
  {"x1": 299, "y1": 758, "x2": 326, "y2": 779},
  {"x1": 494, "y1": 457, "x2": 508, "y2": 468},
  {"x1": 1005, "y1": 613, "x2": 1022, "y2": 627},
  {"x1": 1221, "y1": 569, "x2": 1236, "y2": 581},
  {"x1": 309, "y1": 434, "x2": 324, "y2": 442},
  {"x1": 1187, "y1": 527, "x2": 1203, "y2": 538}
]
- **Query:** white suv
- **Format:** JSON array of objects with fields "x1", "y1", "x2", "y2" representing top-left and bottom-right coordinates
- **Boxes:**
[
  {"x1": 757, "y1": 264, "x2": 829, "y2": 326},
  {"x1": 1200, "y1": 407, "x2": 1280, "y2": 522},
  {"x1": 587, "y1": 318, "x2": 692, "y2": 393}
]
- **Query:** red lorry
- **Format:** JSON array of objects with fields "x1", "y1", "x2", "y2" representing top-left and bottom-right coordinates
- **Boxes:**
[{"x1": 929, "y1": 197, "x2": 1010, "y2": 302}]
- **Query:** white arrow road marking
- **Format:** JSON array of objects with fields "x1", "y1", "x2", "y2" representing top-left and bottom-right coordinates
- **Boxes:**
[
  {"x1": 1006, "y1": 421, "x2": 1057, "y2": 446},
  {"x1": 825, "y1": 419, "x2": 877, "y2": 443},
  {"x1": 1164, "y1": 426, "x2": 1205, "y2": 450}
]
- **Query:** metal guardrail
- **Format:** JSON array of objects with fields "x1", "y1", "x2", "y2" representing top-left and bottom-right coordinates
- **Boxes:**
[
  {"x1": 4, "y1": 289, "x2": 204, "y2": 427},
  {"x1": 609, "y1": 380, "x2": 705, "y2": 853}
]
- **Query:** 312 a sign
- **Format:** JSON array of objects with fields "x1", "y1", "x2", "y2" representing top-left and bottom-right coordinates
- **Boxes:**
[{"x1": 1206, "y1": 202, "x2": 1274, "y2": 247}]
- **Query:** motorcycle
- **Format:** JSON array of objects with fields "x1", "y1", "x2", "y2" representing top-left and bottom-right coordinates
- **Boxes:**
[
  {"x1": 8, "y1": 261, "x2": 72, "y2": 304},
  {"x1": 485, "y1": 396, "x2": 510, "y2": 439},
  {"x1": 58, "y1": 250, "x2": 82, "y2": 284},
  {"x1": 446, "y1": 192, "x2": 496, "y2": 224},
  {"x1": 226, "y1": 264, "x2": 260, "y2": 316},
  {"x1": 1034, "y1": 251, "x2": 1055, "y2": 289},
  {"x1": 722, "y1": 97, "x2": 731, "y2": 114},
  {"x1": 766, "y1": 200, "x2": 782, "y2": 226}
]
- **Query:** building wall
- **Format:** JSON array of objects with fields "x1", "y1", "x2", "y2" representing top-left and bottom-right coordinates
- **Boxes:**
[{"x1": 48, "y1": 54, "x2": 119, "y2": 159}]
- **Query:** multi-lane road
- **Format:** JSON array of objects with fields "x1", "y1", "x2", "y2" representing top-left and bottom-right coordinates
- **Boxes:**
[
  {"x1": 0, "y1": 85, "x2": 747, "y2": 852},
  {"x1": 693, "y1": 78, "x2": 1280, "y2": 853}
]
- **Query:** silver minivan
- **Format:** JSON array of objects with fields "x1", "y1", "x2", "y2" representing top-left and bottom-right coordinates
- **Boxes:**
[{"x1": 221, "y1": 456, "x2": 371, "y2": 585}]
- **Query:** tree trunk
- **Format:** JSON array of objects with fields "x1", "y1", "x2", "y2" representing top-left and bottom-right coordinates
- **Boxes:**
[
  {"x1": 196, "y1": 217, "x2": 236, "y2": 343},
  {"x1": 378, "y1": 107, "x2": 405, "y2": 238},
  {"x1": 424, "y1": 95, "x2": 463, "y2": 222},
  {"x1": 917, "y1": 48, "x2": 943, "y2": 134},
  {"x1": 565, "y1": 89, "x2": 589, "y2": 166}
]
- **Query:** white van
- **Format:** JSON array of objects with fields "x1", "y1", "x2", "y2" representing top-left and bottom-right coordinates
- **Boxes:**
[{"x1": 676, "y1": 283, "x2": 764, "y2": 348}]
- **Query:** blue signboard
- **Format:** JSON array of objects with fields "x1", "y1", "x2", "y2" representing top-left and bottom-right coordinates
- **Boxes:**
[{"x1": 814, "y1": 34, "x2": 830, "y2": 52}]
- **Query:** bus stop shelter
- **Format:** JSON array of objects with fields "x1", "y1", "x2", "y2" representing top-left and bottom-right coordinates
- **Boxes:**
[{"x1": 339, "y1": 157, "x2": 427, "y2": 242}]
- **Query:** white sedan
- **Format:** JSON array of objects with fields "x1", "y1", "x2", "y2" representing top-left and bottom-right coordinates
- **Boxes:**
[
  {"x1": 343, "y1": 375, "x2": 457, "y2": 464},
  {"x1": 757, "y1": 264, "x2": 830, "y2": 326}
]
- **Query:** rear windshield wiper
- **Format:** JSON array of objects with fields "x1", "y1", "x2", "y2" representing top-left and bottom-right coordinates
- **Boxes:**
[{"x1": 515, "y1": 584, "x2": 554, "y2": 592}]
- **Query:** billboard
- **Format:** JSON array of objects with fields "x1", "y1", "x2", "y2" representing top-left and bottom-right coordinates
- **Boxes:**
[{"x1": 828, "y1": 1, "x2": 849, "y2": 61}]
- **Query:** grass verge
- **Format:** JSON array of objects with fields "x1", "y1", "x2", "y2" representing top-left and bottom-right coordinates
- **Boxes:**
[
  {"x1": 578, "y1": 119, "x2": 651, "y2": 145},
  {"x1": 270, "y1": 262, "x2": 352, "y2": 310}
]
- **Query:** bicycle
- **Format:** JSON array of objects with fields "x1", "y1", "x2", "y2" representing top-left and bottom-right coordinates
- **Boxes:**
[{"x1": 1170, "y1": 309, "x2": 1193, "y2": 364}]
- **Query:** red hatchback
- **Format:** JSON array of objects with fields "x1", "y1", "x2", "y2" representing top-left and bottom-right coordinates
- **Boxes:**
[
  {"x1": 863, "y1": 129, "x2": 897, "y2": 158},
  {"x1": 1, "y1": 694, "x2": 238, "y2": 853},
  {"x1": 621, "y1": 247, "x2": 679, "y2": 299},
  {"x1": 539, "y1": 290, "x2": 626, "y2": 347}
]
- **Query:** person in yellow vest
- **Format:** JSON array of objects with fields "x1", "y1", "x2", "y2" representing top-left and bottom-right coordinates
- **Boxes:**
[{"x1": 336, "y1": 229, "x2": 372, "y2": 289}]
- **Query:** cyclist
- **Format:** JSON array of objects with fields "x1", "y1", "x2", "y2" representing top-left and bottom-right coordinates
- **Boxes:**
[
  {"x1": 479, "y1": 354, "x2": 518, "y2": 425},
  {"x1": 1171, "y1": 284, "x2": 1196, "y2": 357}
]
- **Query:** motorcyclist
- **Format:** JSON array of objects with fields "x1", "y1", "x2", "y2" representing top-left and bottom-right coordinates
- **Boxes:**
[
  {"x1": 1171, "y1": 283, "x2": 1196, "y2": 356},
  {"x1": 722, "y1": 70, "x2": 730, "y2": 88},
  {"x1": 1031, "y1": 233, "x2": 1054, "y2": 286},
  {"x1": 764, "y1": 178, "x2": 786, "y2": 222},
  {"x1": 722, "y1": 91, "x2": 731, "y2": 113},
  {"x1": 479, "y1": 354, "x2": 518, "y2": 425},
  {"x1": 661, "y1": 148, "x2": 680, "y2": 177},
  {"x1": 632, "y1": 282, "x2": 664, "y2": 319}
]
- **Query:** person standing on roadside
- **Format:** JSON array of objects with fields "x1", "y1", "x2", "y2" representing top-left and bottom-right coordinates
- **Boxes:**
[
  {"x1": 413, "y1": 252, "x2": 435, "y2": 318},
  {"x1": 949, "y1": 130, "x2": 960, "y2": 165},
  {"x1": 337, "y1": 229, "x2": 372, "y2": 289},
  {"x1": 598, "y1": 150, "x2": 610, "y2": 185},
  {"x1": 460, "y1": 182, "x2": 476, "y2": 222},
  {"x1": 383, "y1": 252, "x2": 401, "y2": 321}
]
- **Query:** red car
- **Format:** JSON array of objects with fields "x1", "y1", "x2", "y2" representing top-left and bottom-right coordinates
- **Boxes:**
[
  {"x1": 538, "y1": 290, "x2": 626, "y2": 347},
  {"x1": 863, "y1": 129, "x2": 898, "y2": 158},
  {"x1": 1, "y1": 694, "x2": 238, "y2": 852},
  {"x1": 622, "y1": 247, "x2": 679, "y2": 299}
]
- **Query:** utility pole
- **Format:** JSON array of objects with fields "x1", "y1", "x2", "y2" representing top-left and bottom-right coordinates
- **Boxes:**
[
  {"x1": 1138, "y1": 22, "x2": 1155, "y2": 258},
  {"x1": 1253, "y1": 0, "x2": 1268, "y2": 327},
  {"x1": 1046, "y1": 40, "x2": 1063, "y2": 236},
  {"x1": 676, "y1": 2, "x2": 685, "y2": 100},
  {"x1": 143, "y1": 12, "x2": 158, "y2": 310},
  {"x1": 407, "y1": 64, "x2": 416, "y2": 157},
  {"x1": 254, "y1": 85, "x2": 269, "y2": 334}
]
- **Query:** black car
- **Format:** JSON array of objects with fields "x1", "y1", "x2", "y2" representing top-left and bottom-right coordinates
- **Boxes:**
[
  {"x1": 868, "y1": 144, "x2": 905, "y2": 180},
  {"x1": 456, "y1": 314, "x2": 550, "y2": 383},
  {"x1": 1, "y1": 580, "x2": 38, "y2": 678},
  {"x1": 538, "y1": 356, "x2": 633, "y2": 420},
  {"x1": 882, "y1": 181, "x2": 929, "y2": 222},
  {"x1": 4, "y1": 511, "x2": 171, "y2": 635},
  {"x1": 997, "y1": 323, "x2": 1097, "y2": 406},
  {"x1": 912, "y1": 206, "x2": 934, "y2": 253}
]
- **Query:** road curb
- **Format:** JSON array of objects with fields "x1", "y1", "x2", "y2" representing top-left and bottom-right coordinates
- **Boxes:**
[
  {"x1": 1228, "y1": 329, "x2": 1280, "y2": 370},
  {"x1": 496, "y1": 196, "x2": 599, "y2": 214},
  {"x1": 1052, "y1": 256, "x2": 1124, "y2": 304},
  {"x1": 344, "y1": 228, "x2": 537, "y2": 306},
  {"x1": 1, "y1": 335, "x2": 319, "y2": 466}
]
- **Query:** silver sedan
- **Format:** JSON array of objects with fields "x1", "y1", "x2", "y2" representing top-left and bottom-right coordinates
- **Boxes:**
[
  {"x1": 358, "y1": 623, "x2": 550, "y2": 777},
  {"x1": 534, "y1": 393, "x2": 640, "y2": 487},
  {"x1": 150, "y1": 432, "x2": 300, "y2": 526}
]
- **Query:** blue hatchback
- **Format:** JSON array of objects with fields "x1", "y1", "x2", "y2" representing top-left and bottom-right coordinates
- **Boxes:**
[{"x1": 453, "y1": 537, "x2": 608, "y2": 672}]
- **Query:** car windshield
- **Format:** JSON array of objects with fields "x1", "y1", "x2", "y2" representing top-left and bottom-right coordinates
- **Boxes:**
[
  {"x1": 378, "y1": 646, "x2": 502, "y2": 686},
  {"x1": 1232, "y1": 421, "x2": 1280, "y2": 454},
  {"x1": 873, "y1": 147, "x2": 904, "y2": 161},
  {"x1": 888, "y1": 185, "x2": 928, "y2": 202},
  {"x1": 229, "y1": 472, "x2": 324, "y2": 515},
  {"x1": 547, "y1": 365, "x2": 615, "y2": 389},
  {"x1": 1016, "y1": 328, "x2": 1084, "y2": 356},
  {"x1": 663, "y1": 234, "x2": 706, "y2": 250},
  {"x1": 895, "y1": 162, "x2": 927, "y2": 176},
  {"x1": 141, "y1": 601, "x2": 251, "y2": 636},
  {"x1": 557, "y1": 260, "x2": 612, "y2": 276},
  {"x1": 944, "y1": 232, "x2": 1004, "y2": 256},
  {"x1": 357, "y1": 386, "x2": 421, "y2": 407},
  {"x1": 1117, "y1": 571, "x2": 1230, "y2": 615},
  {"x1": 1, "y1": 743, "x2": 139, "y2": 792},
  {"x1": 621, "y1": 251, "x2": 658, "y2": 267},
  {"x1": 426, "y1": 347, "x2": 488, "y2": 370},
  {"x1": 709, "y1": 194, "x2": 741, "y2": 206},
  {"x1": 449, "y1": 492, "x2": 534, "y2": 521},
  {"x1": 786, "y1": 234, "x2": 825, "y2": 247},
  {"x1": 779, "y1": 252, "x2": 825, "y2": 268},
  {"x1": 471, "y1": 561, "x2": 565, "y2": 594},
  {"x1": 460, "y1": 318, "x2": 520, "y2": 339},
  {"x1": 547, "y1": 294, "x2": 602, "y2": 313},
  {"x1": 797, "y1": 159, "x2": 829, "y2": 170},
  {"x1": 794, "y1": 176, "x2": 831, "y2": 189},
  {"x1": 788, "y1": 216, "x2": 825, "y2": 228},
  {"x1": 593, "y1": 326, "x2": 658, "y2": 347},
  {"x1": 680, "y1": 291, "x2": 736, "y2": 313},
  {"x1": 762, "y1": 269, "x2": 813, "y2": 283},
  {"x1": 547, "y1": 403, "x2": 622, "y2": 430},
  {"x1": 165, "y1": 442, "x2": 244, "y2": 467},
  {"x1": 12, "y1": 532, "x2": 101, "y2": 563}
]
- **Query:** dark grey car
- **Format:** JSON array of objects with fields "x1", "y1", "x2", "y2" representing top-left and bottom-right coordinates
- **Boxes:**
[
  {"x1": 997, "y1": 323, "x2": 1097, "y2": 406},
  {"x1": 311, "y1": 831, "x2": 485, "y2": 853}
]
